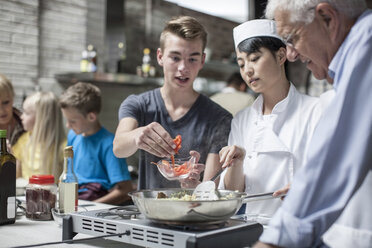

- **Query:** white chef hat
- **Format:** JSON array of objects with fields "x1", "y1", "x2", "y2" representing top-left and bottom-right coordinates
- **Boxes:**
[{"x1": 233, "y1": 19, "x2": 283, "y2": 48}]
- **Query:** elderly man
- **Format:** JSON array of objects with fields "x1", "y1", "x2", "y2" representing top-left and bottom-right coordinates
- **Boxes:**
[{"x1": 254, "y1": 1, "x2": 372, "y2": 248}]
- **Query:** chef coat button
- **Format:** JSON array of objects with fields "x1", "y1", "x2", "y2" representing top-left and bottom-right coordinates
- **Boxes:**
[
  {"x1": 254, "y1": 121, "x2": 258, "y2": 125},
  {"x1": 248, "y1": 155, "x2": 252, "y2": 159}
]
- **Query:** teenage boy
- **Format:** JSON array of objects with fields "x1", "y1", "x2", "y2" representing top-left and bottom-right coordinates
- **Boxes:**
[
  {"x1": 60, "y1": 82, "x2": 132, "y2": 205},
  {"x1": 113, "y1": 16, "x2": 233, "y2": 190}
]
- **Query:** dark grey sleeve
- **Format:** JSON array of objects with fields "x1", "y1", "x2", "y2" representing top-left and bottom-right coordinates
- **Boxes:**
[{"x1": 118, "y1": 94, "x2": 141, "y2": 121}]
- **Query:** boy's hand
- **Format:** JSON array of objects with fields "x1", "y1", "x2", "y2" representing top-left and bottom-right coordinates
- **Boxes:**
[{"x1": 135, "y1": 122, "x2": 176, "y2": 157}]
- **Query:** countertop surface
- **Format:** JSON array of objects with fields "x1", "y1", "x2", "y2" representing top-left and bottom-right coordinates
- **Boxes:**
[{"x1": 0, "y1": 197, "x2": 140, "y2": 248}]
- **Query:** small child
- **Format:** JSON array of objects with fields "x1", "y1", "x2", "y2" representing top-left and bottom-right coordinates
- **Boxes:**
[
  {"x1": 0, "y1": 74, "x2": 25, "y2": 148},
  {"x1": 59, "y1": 82, "x2": 132, "y2": 205},
  {"x1": 12, "y1": 91, "x2": 66, "y2": 181}
]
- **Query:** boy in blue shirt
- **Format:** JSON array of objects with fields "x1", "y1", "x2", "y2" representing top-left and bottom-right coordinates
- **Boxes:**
[{"x1": 60, "y1": 82, "x2": 132, "y2": 205}]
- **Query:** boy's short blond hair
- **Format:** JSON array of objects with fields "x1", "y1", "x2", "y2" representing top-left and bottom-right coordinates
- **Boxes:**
[
  {"x1": 59, "y1": 82, "x2": 101, "y2": 116},
  {"x1": 160, "y1": 16, "x2": 207, "y2": 52},
  {"x1": 0, "y1": 73, "x2": 15, "y2": 98}
]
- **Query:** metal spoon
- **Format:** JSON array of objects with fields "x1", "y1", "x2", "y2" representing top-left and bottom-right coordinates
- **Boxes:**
[{"x1": 193, "y1": 168, "x2": 286, "y2": 201}]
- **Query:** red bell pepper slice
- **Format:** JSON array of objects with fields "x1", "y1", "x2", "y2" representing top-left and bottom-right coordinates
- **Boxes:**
[{"x1": 171, "y1": 135, "x2": 182, "y2": 166}]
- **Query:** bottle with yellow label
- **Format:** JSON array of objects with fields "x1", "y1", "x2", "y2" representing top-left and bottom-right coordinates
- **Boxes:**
[
  {"x1": 58, "y1": 146, "x2": 78, "y2": 214},
  {"x1": 142, "y1": 48, "x2": 151, "y2": 77},
  {"x1": 80, "y1": 50, "x2": 89, "y2": 72}
]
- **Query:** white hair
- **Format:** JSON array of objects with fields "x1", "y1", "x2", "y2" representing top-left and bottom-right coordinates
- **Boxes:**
[{"x1": 266, "y1": 0, "x2": 367, "y2": 24}]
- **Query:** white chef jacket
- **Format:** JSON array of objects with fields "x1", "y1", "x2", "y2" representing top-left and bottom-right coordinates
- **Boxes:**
[{"x1": 219, "y1": 83, "x2": 321, "y2": 224}]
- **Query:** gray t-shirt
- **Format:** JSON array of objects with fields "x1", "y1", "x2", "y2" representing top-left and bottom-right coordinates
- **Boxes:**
[{"x1": 118, "y1": 88, "x2": 232, "y2": 190}]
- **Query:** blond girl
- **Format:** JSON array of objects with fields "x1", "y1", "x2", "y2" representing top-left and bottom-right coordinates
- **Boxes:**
[
  {"x1": 0, "y1": 74, "x2": 25, "y2": 146},
  {"x1": 12, "y1": 91, "x2": 66, "y2": 181}
]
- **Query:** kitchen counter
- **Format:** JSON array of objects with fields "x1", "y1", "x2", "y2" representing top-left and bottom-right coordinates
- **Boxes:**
[{"x1": 0, "y1": 197, "x2": 140, "y2": 248}]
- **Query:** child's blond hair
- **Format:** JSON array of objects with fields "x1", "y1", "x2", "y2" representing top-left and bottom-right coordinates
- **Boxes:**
[
  {"x1": 25, "y1": 91, "x2": 65, "y2": 179},
  {"x1": 0, "y1": 73, "x2": 14, "y2": 98}
]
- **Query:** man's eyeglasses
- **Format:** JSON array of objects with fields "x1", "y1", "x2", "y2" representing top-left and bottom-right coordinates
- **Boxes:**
[
  {"x1": 283, "y1": 29, "x2": 296, "y2": 48},
  {"x1": 282, "y1": 6, "x2": 315, "y2": 48}
]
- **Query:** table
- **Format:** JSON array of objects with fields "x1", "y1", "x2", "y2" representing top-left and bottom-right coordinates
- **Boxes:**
[{"x1": 0, "y1": 197, "x2": 141, "y2": 248}]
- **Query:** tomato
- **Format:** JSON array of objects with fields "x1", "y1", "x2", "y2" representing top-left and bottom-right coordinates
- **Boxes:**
[
  {"x1": 171, "y1": 135, "x2": 182, "y2": 167},
  {"x1": 173, "y1": 135, "x2": 182, "y2": 153},
  {"x1": 173, "y1": 162, "x2": 189, "y2": 176},
  {"x1": 171, "y1": 156, "x2": 175, "y2": 167}
]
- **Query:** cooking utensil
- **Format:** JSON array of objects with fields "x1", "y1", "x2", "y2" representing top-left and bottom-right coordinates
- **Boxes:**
[
  {"x1": 193, "y1": 167, "x2": 225, "y2": 200},
  {"x1": 129, "y1": 188, "x2": 284, "y2": 224}
]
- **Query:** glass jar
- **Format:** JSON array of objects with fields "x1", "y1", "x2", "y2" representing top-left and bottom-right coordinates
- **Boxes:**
[{"x1": 25, "y1": 175, "x2": 57, "y2": 220}]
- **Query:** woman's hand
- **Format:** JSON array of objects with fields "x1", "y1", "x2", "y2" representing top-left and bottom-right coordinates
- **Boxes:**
[
  {"x1": 179, "y1": 150, "x2": 205, "y2": 188},
  {"x1": 273, "y1": 183, "x2": 290, "y2": 200},
  {"x1": 219, "y1": 145, "x2": 246, "y2": 168},
  {"x1": 218, "y1": 145, "x2": 246, "y2": 192}
]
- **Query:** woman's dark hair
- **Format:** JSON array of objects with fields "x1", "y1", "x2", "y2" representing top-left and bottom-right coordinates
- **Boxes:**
[{"x1": 237, "y1": 36, "x2": 285, "y2": 57}]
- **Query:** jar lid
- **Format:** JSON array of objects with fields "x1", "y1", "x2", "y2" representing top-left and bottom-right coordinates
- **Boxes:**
[{"x1": 29, "y1": 175, "x2": 55, "y2": 184}]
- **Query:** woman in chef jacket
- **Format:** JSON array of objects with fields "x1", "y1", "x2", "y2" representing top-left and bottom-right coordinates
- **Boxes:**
[{"x1": 218, "y1": 19, "x2": 322, "y2": 224}]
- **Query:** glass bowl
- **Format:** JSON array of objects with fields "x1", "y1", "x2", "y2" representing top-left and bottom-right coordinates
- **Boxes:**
[{"x1": 156, "y1": 156, "x2": 195, "y2": 180}]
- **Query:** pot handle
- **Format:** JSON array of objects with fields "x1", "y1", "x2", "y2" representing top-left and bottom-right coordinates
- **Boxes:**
[{"x1": 242, "y1": 192, "x2": 286, "y2": 203}]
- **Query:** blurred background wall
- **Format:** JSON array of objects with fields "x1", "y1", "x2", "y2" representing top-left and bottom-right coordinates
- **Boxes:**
[{"x1": 1, "y1": 0, "x2": 371, "y2": 168}]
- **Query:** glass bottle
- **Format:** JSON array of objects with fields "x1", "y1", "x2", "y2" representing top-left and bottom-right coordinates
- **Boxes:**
[
  {"x1": 142, "y1": 48, "x2": 151, "y2": 77},
  {"x1": 117, "y1": 41, "x2": 126, "y2": 73},
  {"x1": 0, "y1": 129, "x2": 16, "y2": 225},
  {"x1": 58, "y1": 146, "x2": 78, "y2": 214},
  {"x1": 80, "y1": 49, "x2": 89, "y2": 72},
  {"x1": 87, "y1": 44, "x2": 97, "y2": 72}
]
